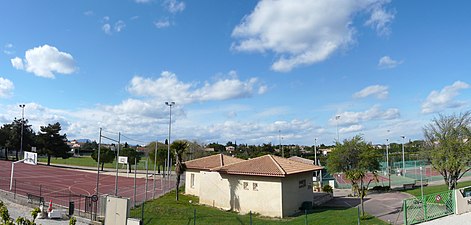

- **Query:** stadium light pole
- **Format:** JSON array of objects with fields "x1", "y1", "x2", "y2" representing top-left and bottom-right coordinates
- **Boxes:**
[
  {"x1": 165, "y1": 101, "x2": 175, "y2": 177},
  {"x1": 314, "y1": 138, "x2": 317, "y2": 166},
  {"x1": 19, "y1": 104, "x2": 25, "y2": 159},
  {"x1": 96, "y1": 128, "x2": 102, "y2": 196},
  {"x1": 401, "y1": 135, "x2": 405, "y2": 175}
]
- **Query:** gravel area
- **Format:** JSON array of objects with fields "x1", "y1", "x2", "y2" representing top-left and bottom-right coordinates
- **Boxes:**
[{"x1": 1, "y1": 197, "x2": 89, "y2": 225}]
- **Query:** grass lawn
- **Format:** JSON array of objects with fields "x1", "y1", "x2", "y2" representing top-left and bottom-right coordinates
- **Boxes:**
[
  {"x1": 403, "y1": 180, "x2": 471, "y2": 197},
  {"x1": 37, "y1": 155, "x2": 164, "y2": 171},
  {"x1": 130, "y1": 190, "x2": 387, "y2": 225}
]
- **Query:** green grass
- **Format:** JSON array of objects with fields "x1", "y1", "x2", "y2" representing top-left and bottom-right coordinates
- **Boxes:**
[
  {"x1": 403, "y1": 180, "x2": 471, "y2": 197},
  {"x1": 130, "y1": 190, "x2": 387, "y2": 225},
  {"x1": 37, "y1": 155, "x2": 164, "y2": 171}
]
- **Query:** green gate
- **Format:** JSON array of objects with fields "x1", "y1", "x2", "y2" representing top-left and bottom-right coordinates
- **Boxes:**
[{"x1": 403, "y1": 190, "x2": 455, "y2": 225}]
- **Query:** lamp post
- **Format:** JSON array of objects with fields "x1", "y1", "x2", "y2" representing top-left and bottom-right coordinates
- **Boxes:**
[
  {"x1": 335, "y1": 115, "x2": 340, "y2": 142},
  {"x1": 165, "y1": 101, "x2": 175, "y2": 177},
  {"x1": 401, "y1": 136, "x2": 405, "y2": 175},
  {"x1": 19, "y1": 104, "x2": 25, "y2": 159},
  {"x1": 386, "y1": 138, "x2": 390, "y2": 187}
]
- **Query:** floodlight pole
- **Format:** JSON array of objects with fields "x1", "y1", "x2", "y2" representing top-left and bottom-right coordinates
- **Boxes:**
[
  {"x1": 115, "y1": 132, "x2": 121, "y2": 196},
  {"x1": 96, "y1": 128, "x2": 102, "y2": 196},
  {"x1": 19, "y1": 104, "x2": 25, "y2": 160},
  {"x1": 314, "y1": 138, "x2": 317, "y2": 165},
  {"x1": 165, "y1": 101, "x2": 175, "y2": 177},
  {"x1": 386, "y1": 138, "x2": 390, "y2": 188},
  {"x1": 401, "y1": 136, "x2": 405, "y2": 175}
]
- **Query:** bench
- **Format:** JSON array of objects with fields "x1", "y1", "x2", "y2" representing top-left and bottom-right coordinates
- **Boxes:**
[
  {"x1": 403, "y1": 183, "x2": 415, "y2": 190},
  {"x1": 415, "y1": 179, "x2": 428, "y2": 187},
  {"x1": 27, "y1": 193, "x2": 44, "y2": 205}
]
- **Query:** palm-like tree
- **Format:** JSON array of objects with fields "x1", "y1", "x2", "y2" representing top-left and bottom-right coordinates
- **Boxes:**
[{"x1": 171, "y1": 140, "x2": 187, "y2": 201}]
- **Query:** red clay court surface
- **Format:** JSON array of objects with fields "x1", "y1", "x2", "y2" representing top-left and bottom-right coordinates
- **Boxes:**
[
  {"x1": 0, "y1": 160, "x2": 176, "y2": 209},
  {"x1": 334, "y1": 173, "x2": 389, "y2": 184}
]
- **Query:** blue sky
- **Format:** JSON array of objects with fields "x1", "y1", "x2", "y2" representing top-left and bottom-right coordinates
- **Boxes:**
[{"x1": 0, "y1": 0, "x2": 470, "y2": 146}]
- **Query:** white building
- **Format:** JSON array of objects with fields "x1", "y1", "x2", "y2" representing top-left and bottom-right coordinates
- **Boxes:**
[{"x1": 185, "y1": 154, "x2": 323, "y2": 218}]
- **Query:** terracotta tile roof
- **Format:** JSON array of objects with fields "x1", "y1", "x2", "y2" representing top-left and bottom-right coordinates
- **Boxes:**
[
  {"x1": 216, "y1": 155, "x2": 323, "y2": 177},
  {"x1": 185, "y1": 154, "x2": 245, "y2": 170},
  {"x1": 289, "y1": 156, "x2": 314, "y2": 165}
]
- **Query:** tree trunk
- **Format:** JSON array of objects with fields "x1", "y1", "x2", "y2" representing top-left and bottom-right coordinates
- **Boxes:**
[
  {"x1": 360, "y1": 179, "x2": 365, "y2": 217},
  {"x1": 47, "y1": 154, "x2": 51, "y2": 166},
  {"x1": 101, "y1": 162, "x2": 105, "y2": 171},
  {"x1": 15, "y1": 149, "x2": 19, "y2": 161},
  {"x1": 157, "y1": 164, "x2": 161, "y2": 174},
  {"x1": 4, "y1": 148, "x2": 8, "y2": 160},
  {"x1": 175, "y1": 173, "x2": 180, "y2": 201}
]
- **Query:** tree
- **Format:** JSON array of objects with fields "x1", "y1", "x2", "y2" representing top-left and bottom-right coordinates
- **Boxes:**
[
  {"x1": 423, "y1": 112, "x2": 471, "y2": 190},
  {"x1": 91, "y1": 147, "x2": 115, "y2": 171},
  {"x1": 80, "y1": 141, "x2": 98, "y2": 153},
  {"x1": 171, "y1": 140, "x2": 187, "y2": 201},
  {"x1": 1, "y1": 119, "x2": 35, "y2": 161},
  {"x1": 36, "y1": 122, "x2": 71, "y2": 165},
  {"x1": 327, "y1": 135, "x2": 380, "y2": 216},
  {"x1": 147, "y1": 142, "x2": 169, "y2": 174},
  {"x1": 120, "y1": 148, "x2": 141, "y2": 172}
]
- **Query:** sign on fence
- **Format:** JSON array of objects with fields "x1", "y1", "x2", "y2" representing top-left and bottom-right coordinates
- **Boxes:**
[{"x1": 118, "y1": 156, "x2": 128, "y2": 164}]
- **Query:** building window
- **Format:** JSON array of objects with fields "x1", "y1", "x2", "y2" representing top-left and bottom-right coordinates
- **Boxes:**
[
  {"x1": 253, "y1": 182, "x2": 258, "y2": 191},
  {"x1": 243, "y1": 182, "x2": 249, "y2": 190},
  {"x1": 190, "y1": 173, "x2": 195, "y2": 188},
  {"x1": 299, "y1": 179, "x2": 306, "y2": 188}
]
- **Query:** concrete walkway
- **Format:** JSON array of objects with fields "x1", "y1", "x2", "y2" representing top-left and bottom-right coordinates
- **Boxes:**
[{"x1": 418, "y1": 212, "x2": 471, "y2": 225}]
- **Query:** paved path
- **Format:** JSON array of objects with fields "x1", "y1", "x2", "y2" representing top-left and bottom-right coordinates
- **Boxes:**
[{"x1": 418, "y1": 212, "x2": 471, "y2": 225}]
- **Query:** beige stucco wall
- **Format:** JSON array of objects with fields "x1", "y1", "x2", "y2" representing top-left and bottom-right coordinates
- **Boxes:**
[
  {"x1": 198, "y1": 171, "x2": 232, "y2": 210},
  {"x1": 454, "y1": 186, "x2": 471, "y2": 214},
  {"x1": 281, "y1": 172, "x2": 314, "y2": 217},
  {"x1": 184, "y1": 169, "x2": 201, "y2": 196}
]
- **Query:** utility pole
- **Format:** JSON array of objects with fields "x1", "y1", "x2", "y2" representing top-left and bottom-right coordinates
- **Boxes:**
[
  {"x1": 19, "y1": 104, "x2": 25, "y2": 159},
  {"x1": 401, "y1": 136, "x2": 406, "y2": 175},
  {"x1": 314, "y1": 138, "x2": 317, "y2": 166},
  {"x1": 335, "y1": 115, "x2": 340, "y2": 142}
]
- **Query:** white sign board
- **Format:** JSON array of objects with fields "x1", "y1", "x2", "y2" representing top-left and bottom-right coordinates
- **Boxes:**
[
  {"x1": 24, "y1": 151, "x2": 37, "y2": 165},
  {"x1": 31, "y1": 146, "x2": 36, "y2": 152},
  {"x1": 118, "y1": 156, "x2": 128, "y2": 164}
]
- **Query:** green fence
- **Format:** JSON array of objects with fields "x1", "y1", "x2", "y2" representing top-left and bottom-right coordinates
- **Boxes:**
[{"x1": 403, "y1": 190, "x2": 455, "y2": 225}]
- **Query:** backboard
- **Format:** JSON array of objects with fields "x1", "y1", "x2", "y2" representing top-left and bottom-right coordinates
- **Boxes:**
[{"x1": 24, "y1": 151, "x2": 37, "y2": 165}]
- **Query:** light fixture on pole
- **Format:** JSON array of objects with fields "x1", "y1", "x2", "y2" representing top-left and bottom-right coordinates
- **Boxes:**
[
  {"x1": 165, "y1": 101, "x2": 175, "y2": 177},
  {"x1": 279, "y1": 130, "x2": 282, "y2": 157},
  {"x1": 335, "y1": 115, "x2": 340, "y2": 142},
  {"x1": 401, "y1": 135, "x2": 406, "y2": 175},
  {"x1": 19, "y1": 104, "x2": 25, "y2": 159}
]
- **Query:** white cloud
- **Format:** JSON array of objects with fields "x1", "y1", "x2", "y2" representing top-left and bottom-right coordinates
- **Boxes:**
[
  {"x1": 163, "y1": 0, "x2": 185, "y2": 13},
  {"x1": 83, "y1": 10, "x2": 94, "y2": 16},
  {"x1": 231, "y1": 0, "x2": 394, "y2": 72},
  {"x1": 331, "y1": 105, "x2": 400, "y2": 126},
  {"x1": 421, "y1": 81, "x2": 470, "y2": 114},
  {"x1": 353, "y1": 85, "x2": 388, "y2": 99},
  {"x1": 154, "y1": 19, "x2": 170, "y2": 29},
  {"x1": 3, "y1": 43, "x2": 14, "y2": 55},
  {"x1": 364, "y1": 2, "x2": 395, "y2": 36},
  {"x1": 114, "y1": 20, "x2": 126, "y2": 32},
  {"x1": 10, "y1": 45, "x2": 76, "y2": 78},
  {"x1": 102, "y1": 24, "x2": 111, "y2": 34},
  {"x1": 0, "y1": 77, "x2": 14, "y2": 98},
  {"x1": 127, "y1": 71, "x2": 266, "y2": 104},
  {"x1": 135, "y1": 0, "x2": 152, "y2": 3},
  {"x1": 378, "y1": 56, "x2": 402, "y2": 69},
  {"x1": 339, "y1": 124, "x2": 363, "y2": 134}
]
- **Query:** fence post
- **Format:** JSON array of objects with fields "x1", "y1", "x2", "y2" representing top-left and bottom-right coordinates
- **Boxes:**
[
  {"x1": 39, "y1": 185, "x2": 42, "y2": 197},
  {"x1": 250, "y1": 211, "x2": 252, "y2": 225},
  {"x1": 357, "y1": 206, "x2": 360, "y2": 225},
  {"x1": 193, "y1": 208, "x2": 196, "y2": 225},
  {"x1": 403, "y1": 200, "x2": 407, "y2": 225},
  {"x1": 14, "y1": 179, "x2": 16, "y2": 199},
  {"x1": 305, "y1": 209, "x2": 308, "y2": 225}
]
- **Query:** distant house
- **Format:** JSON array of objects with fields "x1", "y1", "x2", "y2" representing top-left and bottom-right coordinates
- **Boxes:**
[
  {"x1": 225, "y1": 146, "x2": 235, "y2": 153},
  {"x1": 185, "y1": 154, "x2": 245, "y2": 197},
  {"x1": 186, "y1": 154, "x2": 323, "y2": 218}
]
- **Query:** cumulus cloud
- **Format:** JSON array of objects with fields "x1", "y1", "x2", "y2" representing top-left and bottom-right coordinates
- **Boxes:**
[
  {"x1": 353, "y1": 85, "x2": 388, "y2": 99},
  {"x1": 331, "y1": 105, "x2": 400, "y2": 126},
  {"x1": 0, "y1": 77, "x2": 14, "y2": 98},
  {"x1": 421, "y1": 81, "x2": 470, "y2": 114},
  {"x1": 127, "y1": 71, "x2": 267, "y2": 104},
  {"x1": 154, "y1": 19, "x2": 170, "y2": 29},
  {"x1": 378, "y1": 56, "x2": 402, "y2": 69},
  {"x1": 83, "y1": 10, "x2": 94, "y2": 16},
  {"x1": 10, "y1": 45, "x2": 76, "y2": 78},
  {"x1": 102, "y1": 24, "x2": 111, "y2": 34},
  {"x1": 231, "y1": 0, "x2": 395, "y2": 72},
  {"x1": 163, "y1": 0, "x2": 185, "y2": 13},
  {"x1": 339, "y1": 124, "x2": 363, "y2": 134}
]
